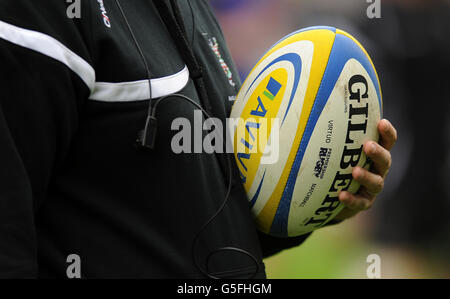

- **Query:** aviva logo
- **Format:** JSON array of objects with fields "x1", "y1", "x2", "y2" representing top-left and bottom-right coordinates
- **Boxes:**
[{"x1": 235, "y1": 69, "x2": 287, "y2": 190}]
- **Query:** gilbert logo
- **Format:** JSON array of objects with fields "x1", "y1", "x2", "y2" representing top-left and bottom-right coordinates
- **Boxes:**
[
  {"x1": 97, "y1": 0, "x2": 111, "y2": 28},
  {"x1": 304, "y1": 74, "x2": 370, "y2": 228}
]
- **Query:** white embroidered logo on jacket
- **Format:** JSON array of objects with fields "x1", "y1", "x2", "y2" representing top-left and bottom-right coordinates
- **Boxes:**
[{"x1": 208, "y1": 37, "x2": 236, "y2": 87}]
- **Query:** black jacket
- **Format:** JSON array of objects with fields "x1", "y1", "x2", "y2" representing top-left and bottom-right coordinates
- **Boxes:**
[{"x1": 0, "y1": 0, "x2": 310, "y2": 278}]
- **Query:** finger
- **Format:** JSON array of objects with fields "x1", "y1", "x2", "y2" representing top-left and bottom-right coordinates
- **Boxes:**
[
  {"x1": 364, "y1": 141, "x2": 391, "y2": 176},
  {"x1": 339, "y1": 191, "x2": 373, "y2": 211},
  {"x1": 378, "y1": 119, "x2": 397, "y2": 151},
  {"x1": 352, "y1": 166, "x2": 384, "y2": 195},
  {"x1": 334, "y1": 207, "x2": 359, "y2": 221}
]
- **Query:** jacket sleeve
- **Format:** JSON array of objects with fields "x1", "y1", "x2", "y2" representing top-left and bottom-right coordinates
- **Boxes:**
[
  {"x1": 257, "y1": 231, "x2": 312, "y2": 259},
  {"x1": 0, "y1": 0, "x2": 92, "y2": 278},
  {"x1": 258, "y1": 219, "x2": 342, "y2": 258}
]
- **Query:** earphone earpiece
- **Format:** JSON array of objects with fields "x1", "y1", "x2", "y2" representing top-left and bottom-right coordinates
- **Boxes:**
[{"x1": 136, "y1": 115, "x2": 158, "y2": 150}]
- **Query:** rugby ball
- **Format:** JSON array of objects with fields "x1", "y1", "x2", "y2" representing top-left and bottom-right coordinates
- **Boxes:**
[{"x1": 230, "y1": 26, "x2": 382, "y2": 237}]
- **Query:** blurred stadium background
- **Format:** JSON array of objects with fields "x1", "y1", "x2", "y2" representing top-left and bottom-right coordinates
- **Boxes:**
[{"x1": 211, "y1": 0, "x2": 450, "y2": 278}]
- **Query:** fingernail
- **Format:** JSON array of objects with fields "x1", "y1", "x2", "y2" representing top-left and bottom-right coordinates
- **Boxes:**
[
  {"x1": 383, "y1": 119, "x2": 391, "y2": 132},
  {"x1": 339, "y1": 192, "x2": 346, "y2": 201}
]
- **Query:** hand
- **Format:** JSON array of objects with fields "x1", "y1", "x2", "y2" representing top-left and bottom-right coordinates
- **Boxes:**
[{"x1": 335, "y1": 119, "x2": 397, "y2": 221}]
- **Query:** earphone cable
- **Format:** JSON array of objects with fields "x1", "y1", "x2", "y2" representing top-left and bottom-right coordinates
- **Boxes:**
[{"x1": 113, "y1": 0, "x2": 260, "y2": 279}]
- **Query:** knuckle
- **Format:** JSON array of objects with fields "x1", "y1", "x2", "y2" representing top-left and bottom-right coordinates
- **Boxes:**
[
  {"x1": 393, "y1": 128, "x2": 398, "y2": 142},
  {"x1": 346, "y1": 198, "x2": 358, "y2": 210},
  {"x1": 364, "y1": 201, "x2": 373, "y2": 210},
  {"x1": 369, "y1": 142, "x2": 378, "y2": 156},
  {"x1": 385, "y1": 151, "x2": 392, "y2": 169},
  {"x1": 351, "y1": 201, "x2": 362, "y2": 211},
  {"x1": 359, "y1": 168, "x2": 366, "y2": 181},
  {"x1": 375, "y1": 177, "x2": 384, "y2": 193}
]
